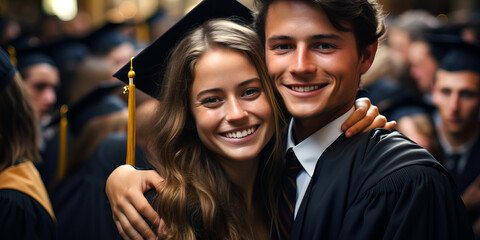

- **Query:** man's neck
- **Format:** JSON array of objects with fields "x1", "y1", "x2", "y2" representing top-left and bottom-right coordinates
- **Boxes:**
[
  {"x1": 440, "y1": 123, "x2": 480, "y2": 148},
  {"x1": 293, "y1": 107, "x2": 352, "y2": 143}
]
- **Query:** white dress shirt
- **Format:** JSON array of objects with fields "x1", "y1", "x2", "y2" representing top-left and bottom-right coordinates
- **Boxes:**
[{"x1": 286, "y1": 107, "x2": 354, "y2": 218}]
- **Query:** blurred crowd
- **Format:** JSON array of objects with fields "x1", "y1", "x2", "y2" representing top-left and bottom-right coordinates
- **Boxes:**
[{"x1": 0, "y1": 2, "x2": 480, "y2": 239}]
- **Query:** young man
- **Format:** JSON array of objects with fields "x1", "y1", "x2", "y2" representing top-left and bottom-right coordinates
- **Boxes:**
[
  {"x1": 254, "y1": 0, "x2": 472, "y2": 239},
  {"x1": 106, "y1": 0, "x2": 471, "y2": 239},
  {"x1": 431, "y1": 42, "x2": 480, "y2": 235}
]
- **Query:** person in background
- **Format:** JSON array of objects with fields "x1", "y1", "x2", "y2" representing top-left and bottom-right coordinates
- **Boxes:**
[
  {"x1": 16, "y1": 51, "x2": 59, "y2": 127},
  {"x1": 0, "y1": 48, "x2": 56, "y2": 239},
  {"x1": 431, "y1": 40, "x2": 480, "y2": 237}
]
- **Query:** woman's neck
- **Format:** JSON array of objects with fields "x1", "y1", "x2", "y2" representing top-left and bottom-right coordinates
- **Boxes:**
[
  {"x1": 218, "y1": 157, "x2": 259, "y2": 210},
  {"x1": 218, "y1": 156, "x2": 269, "y2": 239}
]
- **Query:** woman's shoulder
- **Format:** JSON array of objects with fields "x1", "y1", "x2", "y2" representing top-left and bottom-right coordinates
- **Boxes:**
[{"x1": 0, "y1": 189, "x2": 56, "y2": 240}]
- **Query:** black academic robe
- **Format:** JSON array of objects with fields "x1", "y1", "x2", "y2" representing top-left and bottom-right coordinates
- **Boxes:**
[
  {"x1": 447, "y1": 136, "x2": 480, "y2": 232},
  {"x1": 0, "y1": 162, "x2": 56, "y2": 240},
  {"x1": 291, "y1": 129, "x2": 473, "y2": 240},
  {"x1": 52, "y1": 133, "x2": 148, "y2": 240}
]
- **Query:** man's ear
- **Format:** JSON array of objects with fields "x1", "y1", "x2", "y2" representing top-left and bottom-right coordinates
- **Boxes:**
[{"x1": 359, "y1": 40, "x2": 378, "y2": 74}]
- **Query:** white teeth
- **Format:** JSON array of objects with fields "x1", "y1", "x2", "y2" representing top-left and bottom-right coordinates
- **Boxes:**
[
  {"x1": 225, "y1": 127, "x2": 256, "y2": 139},
  {"x1": 291, "y1": 85, "x2": 320, "y2": 92}
]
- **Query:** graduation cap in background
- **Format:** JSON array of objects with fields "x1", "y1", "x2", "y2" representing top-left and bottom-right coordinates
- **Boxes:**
[
  {"x1": 49, "y1": 82, "x2": 126, "y2": 136},
  {"x1": 66, "y1": 82, "x2": 126, "y2": 136},
  {"x1": 51, "y1": 82, "x2": 125, "y2": 180},
  {"x1": 0, "y1": 47, "x2": 16, "y2": 92},
  {"x1": 435, "y1": 38, "x2": 480, "y2": 74},
  {"x1": 113, "y1": 0, "x2": 254, "y2": 98},
  {"x1": 85, "y1": 22, "x2": 135, "y2": 56},
  {"x1": 16, "y1": 51, "x2": 57, "y2": 73}
]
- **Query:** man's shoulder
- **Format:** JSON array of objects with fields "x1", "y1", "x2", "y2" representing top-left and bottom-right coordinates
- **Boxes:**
[{"x1": 327, "y1": 129, "x2": 448, "y2": 190}]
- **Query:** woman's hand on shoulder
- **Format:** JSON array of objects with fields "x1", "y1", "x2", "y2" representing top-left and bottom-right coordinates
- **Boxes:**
[
  {"x1": 106, "y1": 164, "x2": 163, "y2": 240},
  {"x1": 342, "y1": 97, "x2": 396, "y2": 138}
]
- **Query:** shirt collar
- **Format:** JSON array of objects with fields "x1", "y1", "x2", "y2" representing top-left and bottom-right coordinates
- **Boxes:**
[{"x1": 286, "y1": 107, "x2": 355, "y2": 177}]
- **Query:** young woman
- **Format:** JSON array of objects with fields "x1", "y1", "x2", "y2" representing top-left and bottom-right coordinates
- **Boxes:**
[
  {"x1": 143, "y1": 19, "x2": 284, "y2": 239},
  {"x1": 0, "y1": 49, "x2": 56, "y2": 239}
]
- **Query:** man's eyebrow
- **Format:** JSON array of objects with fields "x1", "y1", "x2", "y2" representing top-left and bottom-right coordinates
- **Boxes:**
[
  {"x1": 266, "y1": 33, "x2": 342, "y2": 42},
  {"x1": 311, "y1": 34, "x2": 342, "y2": 40},
  {"x1": 266, "y1": 35, "x2": 293, "y2": 42}
]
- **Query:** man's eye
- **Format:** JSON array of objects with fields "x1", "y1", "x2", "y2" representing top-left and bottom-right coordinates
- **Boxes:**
[
  {"x1": 316, "y1": 43, "x2": 335, "y2": 50},
  {"x1": 460, "y1": 91, "x2": 476, "y2": 99},
  {"x1": 273, "y1": 44, "x2": 291, "y2": 50}
]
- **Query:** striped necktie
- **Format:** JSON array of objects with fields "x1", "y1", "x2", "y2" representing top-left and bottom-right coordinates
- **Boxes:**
[{"x1": 279, "y1": 148, "x2": 303, "y2": 240}]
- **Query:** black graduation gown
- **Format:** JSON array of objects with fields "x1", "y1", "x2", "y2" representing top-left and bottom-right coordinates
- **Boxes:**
[
  {"x1": 291, "y1": 129, "x2": 473, "y2": 240},
  {"x1": 0, "y1": 162, "x2": 56, "y2": 240},
  {"x1": 0, "y1": 190, "x2": 56, "y2": 240},
  {"x1": 447, "y1": 136, "x2": 480, "y2": 232},
  {"x1": 52, "y1": 133, "x2": 147, "y2": 240}
]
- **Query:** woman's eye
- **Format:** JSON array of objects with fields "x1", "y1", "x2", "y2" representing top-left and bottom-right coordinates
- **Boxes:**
[
  {"x1": 243, "y1": 88, "x2": 260, "y2": 98},
  {"x1": 201, "y1": 97, "x2": 222, "y2": 107}
]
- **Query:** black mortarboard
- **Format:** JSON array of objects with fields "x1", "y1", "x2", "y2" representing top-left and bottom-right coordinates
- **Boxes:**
[
  {"x1": 438, "y1": 41, "x2": 480, "y2": 74},
  {"x1": 46, "y1": 37, "x2": 90, "y2": 67},
  {"x1": 16, "y1": 51, "x2": 57, "y2": 73},
  {"x1": 49, "y1": 82, "x2": 126, "y2": 136},
  {"x1": 85, "y1": 22, "x2": 134, "y2": 55},
  {"x1": 0, "y1": 48, "x2": 15, "y2": 92},
  {"x1": 113, "y1": 0, "x2": 254, "y2": 97},
  {"x1": 69, "y1": 83, "x2": 126, "y2": 136}
]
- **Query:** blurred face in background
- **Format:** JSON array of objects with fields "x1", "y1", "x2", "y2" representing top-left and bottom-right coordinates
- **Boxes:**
[
  {"x1": 23, "y1": 63, "x2": 59, "y2": 122},
  {"x1": 432, "y1": 69, "x2": 480, "y2": 139},
  {"x1": 408, "y1": 41, "x2": 438, "y2": 93},
  {"x1": 105, "y1": 42, "x2": 135, "y2": 80}
]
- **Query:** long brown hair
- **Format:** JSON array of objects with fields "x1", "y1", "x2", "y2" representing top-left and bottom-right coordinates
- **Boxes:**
[
  {"x1": 0, "y1": 73, "x2": 40, "y2": 171},
  {"x1": 147, "y1": 19, "x2": 285, "y2": 239}
]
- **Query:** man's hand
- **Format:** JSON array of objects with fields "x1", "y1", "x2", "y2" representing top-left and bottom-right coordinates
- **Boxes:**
[
  {"x1": 342, "y1": 97, "x2": 396, "y2": 138},
  {"x1": 106, "y1": 165, "x2": 163, "y2": 240}
]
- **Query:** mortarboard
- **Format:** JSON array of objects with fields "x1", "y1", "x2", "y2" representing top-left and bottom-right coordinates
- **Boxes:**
[
  {"x1": 85, "y1": 22, "x2": 135, "y2": 55},
  {"x1": 16, "y1": 51, "x2": 57, "y2": 73},
  {"x1": 48, "y1": 82, "x2": 125, "y2": 134},
  {"x1": 0, "y1": 48, "x2": 15, "y2": 92},
  {"x1": 64, "y1": 82, "x2": 126, "y2": 136},
  {"x1": 437, "y1": 40, "x2": 480, "y2": 74},
  {"x1": 113, "y1": 0, "x2": 254, "y2": 97},
  {"x1": 48, "y1": 82, "x2": 125, "y2": 181}
]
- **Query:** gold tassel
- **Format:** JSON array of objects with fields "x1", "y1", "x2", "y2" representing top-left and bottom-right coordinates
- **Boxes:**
[
  {"x1": 57, "y1": 104, "x2": 68, "y2": 181},
  {"x1": 125, "y1": 57, "x2": 136, "y2": 166},
  {"x1": 7, "y1": 46, "x2": 17, "y2": 66}
]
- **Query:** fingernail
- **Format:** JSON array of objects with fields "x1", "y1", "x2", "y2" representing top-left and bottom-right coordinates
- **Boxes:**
[{"x1": 345, "y1": 131, "x2": 352, "y2": 138}]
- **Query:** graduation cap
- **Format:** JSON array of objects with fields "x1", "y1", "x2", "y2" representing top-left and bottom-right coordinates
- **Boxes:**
[
  {"x1": 85, "y1": 22, "x2": 135, "y2": 55},
  {"x1": 113, "y1": 0, "x2": 254, "y2": 97},
  {"x1": 49, "y1": 82, "x2": 126, "y2": 136},
  {"x1": 16, "y1": 45, "x2": 58, "y2": 73},
  {"x1": 437, "y1": 40, "x2": 480, "y2": 74},
  {"x1": 0, "y1": 48, "x2": 15, "y2": 92},
  {"x1": 52, "y1": 82, "x2": 125, "y2": 180}
]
